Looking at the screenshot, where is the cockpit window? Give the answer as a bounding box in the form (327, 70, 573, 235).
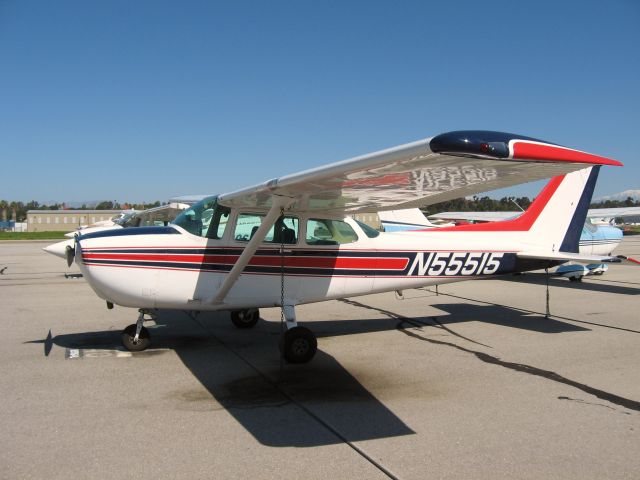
(584, 218, 598, 234)
(172, 196, 230, 238)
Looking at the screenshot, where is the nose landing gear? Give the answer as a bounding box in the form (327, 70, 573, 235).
(121, 309, 155, 352)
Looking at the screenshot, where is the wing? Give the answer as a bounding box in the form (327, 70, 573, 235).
(218, 130, 622, 214)
(587, 207, 640, 219)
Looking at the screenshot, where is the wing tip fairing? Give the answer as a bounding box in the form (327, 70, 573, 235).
(430, 130, 623, 167)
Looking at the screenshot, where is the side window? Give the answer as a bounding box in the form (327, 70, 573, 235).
(234, 215, 298, 244)
(235, 214, 263, 241)
(306, 219, 358, 245)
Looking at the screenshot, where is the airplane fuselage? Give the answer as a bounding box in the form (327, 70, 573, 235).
(75, 218, 551, 312)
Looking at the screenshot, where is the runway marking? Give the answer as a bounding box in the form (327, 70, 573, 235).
(65, 348, 166, 359)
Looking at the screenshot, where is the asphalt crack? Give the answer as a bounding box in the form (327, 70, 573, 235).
(340, 298, 640, 413)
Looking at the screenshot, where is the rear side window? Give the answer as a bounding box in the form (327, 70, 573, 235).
(306, 219, 358, 245)
(355, 220, 380, 238)
(234, 214, 298, 244)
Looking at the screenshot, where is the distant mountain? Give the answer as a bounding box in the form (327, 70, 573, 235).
(594, 190, 640, 202)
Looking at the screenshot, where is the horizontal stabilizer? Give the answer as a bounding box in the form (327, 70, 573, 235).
(517, 251, 623, 264)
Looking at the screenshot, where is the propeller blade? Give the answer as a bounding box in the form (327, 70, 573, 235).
(65, 245, 75, 267)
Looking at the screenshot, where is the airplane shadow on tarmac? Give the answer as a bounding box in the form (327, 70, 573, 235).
(26, 300, 592, 446)
(504, 272, 640, 295)
(28, 310, 418, 447)
(425, 303, 589, 333)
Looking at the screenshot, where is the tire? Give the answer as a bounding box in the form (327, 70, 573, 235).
(230, 309, 260, 329)
(122, 324, 150, 352)
(280, 326, 317, 364)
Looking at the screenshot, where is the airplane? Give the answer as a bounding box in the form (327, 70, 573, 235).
(44, 202, 190, 260)
(63, 130, 638, 364)
(586, 206, 640, 225)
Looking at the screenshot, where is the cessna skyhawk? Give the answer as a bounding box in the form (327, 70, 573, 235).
(67, 130, 634, 364)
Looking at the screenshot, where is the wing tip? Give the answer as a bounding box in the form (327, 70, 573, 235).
(511, 141, 623, 167)
(429, 131, 623, 167)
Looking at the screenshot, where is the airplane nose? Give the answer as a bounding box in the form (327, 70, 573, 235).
(43, 239, 75, 259)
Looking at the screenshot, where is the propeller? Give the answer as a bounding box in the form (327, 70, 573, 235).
(65, 234, 77, 267)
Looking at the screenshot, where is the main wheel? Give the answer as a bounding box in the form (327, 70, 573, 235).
(280, 326, 317, 364)
(230, 309, 260, 329)
(121, 324, 150, 352)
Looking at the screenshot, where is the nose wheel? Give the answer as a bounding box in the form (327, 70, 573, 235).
(122, 324, 150, 351)
(121, 309, 154, 352)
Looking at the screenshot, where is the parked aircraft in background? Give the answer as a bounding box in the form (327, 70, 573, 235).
(382, 206, 639, 280)
(377, 209, 454, 231)
(64, 210, 136, 238)
(383, 209, 625, 256)
(61, 130, 638, 363)
(586, 206, 640, 225)
(44, 202, 190, 260)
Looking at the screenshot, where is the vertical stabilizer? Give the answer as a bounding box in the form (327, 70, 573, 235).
(528, 166, 600, 253)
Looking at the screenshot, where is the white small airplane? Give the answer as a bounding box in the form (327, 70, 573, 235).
(44, 203, 190, 260)
(64, 130, 638, 363)
(64, 209, 139, 238)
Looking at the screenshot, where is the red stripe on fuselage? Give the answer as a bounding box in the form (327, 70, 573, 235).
(81, 253, 409, 270)
(418, 174, 565, 232)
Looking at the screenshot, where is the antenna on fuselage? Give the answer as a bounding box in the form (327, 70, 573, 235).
(511, 198, 525, 212)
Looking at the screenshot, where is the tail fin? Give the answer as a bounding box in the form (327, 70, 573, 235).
(528, 166, 600, 253)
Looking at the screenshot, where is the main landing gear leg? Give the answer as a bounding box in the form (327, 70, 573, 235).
(279, 305, 317, 364)
(121, 309, 153, 352)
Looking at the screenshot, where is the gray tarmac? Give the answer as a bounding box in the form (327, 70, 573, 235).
(1, 238, 639, 480)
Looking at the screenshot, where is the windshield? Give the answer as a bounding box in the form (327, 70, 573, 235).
(172, 196, 230, 238)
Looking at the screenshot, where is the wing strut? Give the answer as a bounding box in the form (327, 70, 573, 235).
(210, 195, 295, 305)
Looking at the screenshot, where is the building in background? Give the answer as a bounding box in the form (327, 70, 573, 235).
(351, 213, 381, 230)
(26, 210, 121, 232)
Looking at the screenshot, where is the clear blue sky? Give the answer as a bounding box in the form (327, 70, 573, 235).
(1, 0, 638, 204)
